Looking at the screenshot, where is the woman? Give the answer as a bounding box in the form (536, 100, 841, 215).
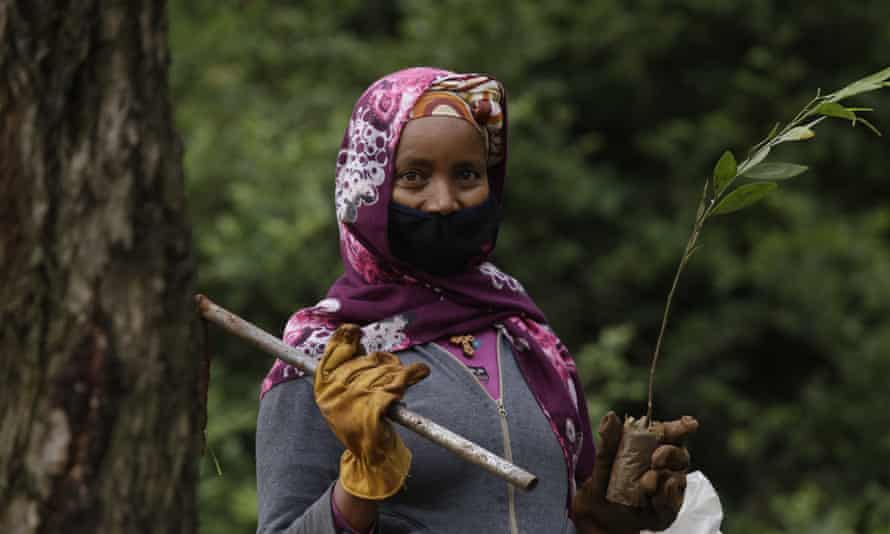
(256, 67, 695, 534)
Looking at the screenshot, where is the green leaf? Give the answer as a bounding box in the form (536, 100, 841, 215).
(742, 162, 809, 181)
(827, 66, 890, 102)
(766, 122, 782, 140)
(814, 102, 856, 121)
(737, 146, 771, 175)
(713, 150, 737, 194)
(854, 116, 883, 136)
(712, 182, 778, 216)
(853, 66, 890, 85)
(776, 125, 816, 143)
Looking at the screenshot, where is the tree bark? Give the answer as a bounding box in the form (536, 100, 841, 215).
(0, 1, 202, 533)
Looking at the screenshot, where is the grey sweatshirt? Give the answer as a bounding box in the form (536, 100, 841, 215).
(256, 333, 579, 534)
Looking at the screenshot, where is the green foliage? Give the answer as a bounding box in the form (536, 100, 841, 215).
(169, 1, 890, 532)
(712, 182, 778, 215)
(827, 66, 890, 102)
(815, 101, 858, 121)
(714, 150, 738, 195)
(741, 162, 808, 180)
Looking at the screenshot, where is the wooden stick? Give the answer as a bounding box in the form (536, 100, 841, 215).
(195, 294, 539, 491)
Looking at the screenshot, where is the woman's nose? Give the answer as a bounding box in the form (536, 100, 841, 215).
(424, 178, 460, 214)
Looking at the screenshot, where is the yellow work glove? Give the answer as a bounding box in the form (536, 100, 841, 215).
(314, 324, 430, 500)
(572, 411, 699, 534)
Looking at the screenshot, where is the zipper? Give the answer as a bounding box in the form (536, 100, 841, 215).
(429, 334, 519, 534)
(495, 330, 520, 534)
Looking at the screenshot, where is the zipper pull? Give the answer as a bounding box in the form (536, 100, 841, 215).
(496, 400, 507, 417)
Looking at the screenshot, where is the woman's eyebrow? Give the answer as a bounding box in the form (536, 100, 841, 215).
(452, 159, 485, 169)
(395, 156, 433, 168)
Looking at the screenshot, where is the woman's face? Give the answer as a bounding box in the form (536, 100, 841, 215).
(392, 116, 489, 213)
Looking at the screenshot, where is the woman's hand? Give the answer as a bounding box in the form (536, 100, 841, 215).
(572, 411, 699, 534)
(314, 324, 430, 501)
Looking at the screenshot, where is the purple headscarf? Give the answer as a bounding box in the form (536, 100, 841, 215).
(261, 67, 595, 501)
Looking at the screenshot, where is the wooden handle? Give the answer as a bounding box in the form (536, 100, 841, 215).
(195, 294, 538, 491)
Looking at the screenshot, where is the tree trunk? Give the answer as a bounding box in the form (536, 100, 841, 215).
(0, 1, 203, 533)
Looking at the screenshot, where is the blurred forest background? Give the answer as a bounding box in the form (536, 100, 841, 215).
(168, 1, 890, 532)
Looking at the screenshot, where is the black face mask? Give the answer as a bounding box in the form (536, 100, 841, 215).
(388, 197, 501, 276)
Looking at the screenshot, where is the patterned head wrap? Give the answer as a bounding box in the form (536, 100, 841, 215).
(408, 76, 505, 166)
(261, 68, 595, 507)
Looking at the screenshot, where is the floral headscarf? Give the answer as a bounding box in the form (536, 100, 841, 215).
(261, 67, 595, 504)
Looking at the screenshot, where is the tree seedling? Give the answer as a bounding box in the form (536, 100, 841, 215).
(606, 67, 890, 507)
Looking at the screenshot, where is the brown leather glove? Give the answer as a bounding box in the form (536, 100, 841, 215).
(572, 411, 699, 534)
(314, 324, 430, 500)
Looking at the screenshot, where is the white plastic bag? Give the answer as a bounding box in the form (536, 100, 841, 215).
(642, 471, 723, 534)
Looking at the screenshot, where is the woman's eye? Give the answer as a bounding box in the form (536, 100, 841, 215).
(396, 171, 424, 187)
(457, 169, 481, 181)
